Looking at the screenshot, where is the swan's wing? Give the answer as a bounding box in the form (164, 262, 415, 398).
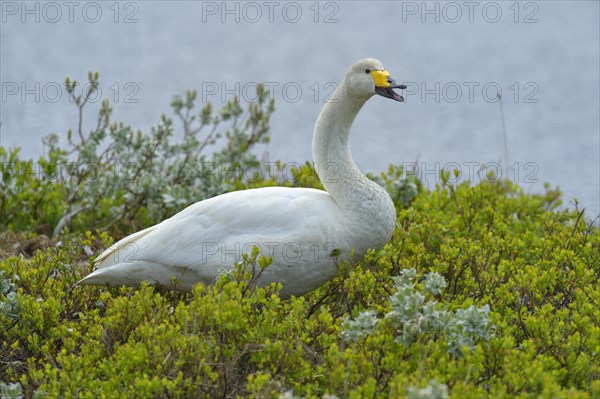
(78, 187, 348, 292)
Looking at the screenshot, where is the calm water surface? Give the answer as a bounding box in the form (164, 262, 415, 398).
(2, 1, 599, 218)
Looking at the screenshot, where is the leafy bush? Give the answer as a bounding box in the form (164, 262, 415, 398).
(1, 73, 274, 237)
(342, 268, 493, 358)
(0, 74, 598, 398)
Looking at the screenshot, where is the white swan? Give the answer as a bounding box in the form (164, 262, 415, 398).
(78, 58, 406, 298)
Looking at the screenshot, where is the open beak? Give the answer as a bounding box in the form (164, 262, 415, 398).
(370, 69, 406, 102)
(375, 78, 406, 102)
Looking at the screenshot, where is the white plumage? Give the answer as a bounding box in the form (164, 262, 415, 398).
(78, 58, 406, 298)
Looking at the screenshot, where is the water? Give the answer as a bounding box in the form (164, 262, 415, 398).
(2, 1, 598, 218)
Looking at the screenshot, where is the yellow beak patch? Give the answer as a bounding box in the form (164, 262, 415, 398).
(370, 69, 391, 87)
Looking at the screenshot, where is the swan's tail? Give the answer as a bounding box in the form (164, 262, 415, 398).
(77, 260, 185, 288)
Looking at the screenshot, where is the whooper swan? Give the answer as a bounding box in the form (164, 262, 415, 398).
(78, 58, 406, 298)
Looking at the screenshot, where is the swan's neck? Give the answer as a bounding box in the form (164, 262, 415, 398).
(313, 81, 367, 199)
(312, 81, 396, 247)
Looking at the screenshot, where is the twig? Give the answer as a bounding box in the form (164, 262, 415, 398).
(497, 93, 509, 180)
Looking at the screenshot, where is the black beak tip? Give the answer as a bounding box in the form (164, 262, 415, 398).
(375, 85, 406, 102)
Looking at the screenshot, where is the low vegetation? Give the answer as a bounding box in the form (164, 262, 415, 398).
(0, 74, 598, 398)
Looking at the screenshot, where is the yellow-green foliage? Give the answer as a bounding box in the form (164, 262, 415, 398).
(0, 73, 598, 397)
(1, 177, 598, 398)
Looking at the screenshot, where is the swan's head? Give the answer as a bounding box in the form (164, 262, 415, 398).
(345, 58, 406, 102)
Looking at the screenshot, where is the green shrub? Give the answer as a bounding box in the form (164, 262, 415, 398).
(0, 74, 598, 398)
(1, 178, 597, 398)
(1, 73, 274, 237)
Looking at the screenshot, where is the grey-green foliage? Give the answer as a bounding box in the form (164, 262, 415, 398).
(406, 379, 449, 399)
(46, 72, 274, 236)
(278, 392, 339, 399)
(278, 390, 303, 399)
(0, 270, 14, 295)
(0, 271, 20, 321)
(343, 269, 493, 357)
(423, 271, 447, 295)
(0, 381, 23, 399)
(340, 310, 379, 343)
(368, 165, 419, 207)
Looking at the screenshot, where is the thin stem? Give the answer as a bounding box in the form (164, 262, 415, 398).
(497, 93, 509, 180)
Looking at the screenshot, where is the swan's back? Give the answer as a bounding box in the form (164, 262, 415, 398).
(80, 187, 352, 297)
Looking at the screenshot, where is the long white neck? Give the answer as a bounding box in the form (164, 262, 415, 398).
(312, 81, 396, 248)
(312, 81, 368, 202)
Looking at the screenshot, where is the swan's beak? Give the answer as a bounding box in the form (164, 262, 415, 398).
(371, 70, 406, 102)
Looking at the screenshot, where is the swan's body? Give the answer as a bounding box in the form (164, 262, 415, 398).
(79, 58, 406, 298)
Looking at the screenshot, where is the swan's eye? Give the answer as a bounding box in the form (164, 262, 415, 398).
(365, 69, 371, 74)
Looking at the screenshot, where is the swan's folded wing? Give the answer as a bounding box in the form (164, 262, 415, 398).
(92, 224, 158, 267)
(78, 186, 346, 289)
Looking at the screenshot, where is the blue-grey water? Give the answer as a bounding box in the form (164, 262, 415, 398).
(2, 1, 599, 218)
